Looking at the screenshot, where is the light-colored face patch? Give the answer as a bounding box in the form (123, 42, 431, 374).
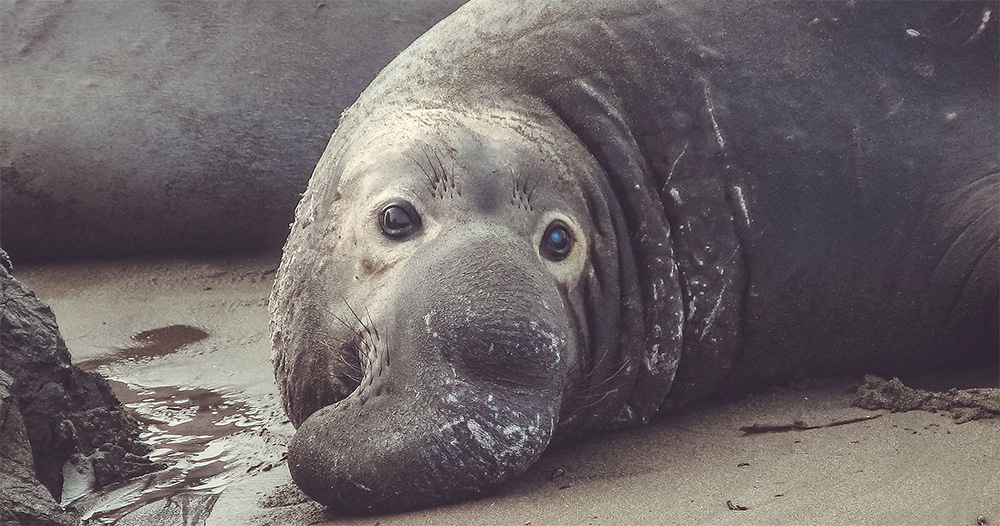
(330, 107, 594, 293)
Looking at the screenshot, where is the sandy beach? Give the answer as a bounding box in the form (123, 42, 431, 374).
(15, 255, 998, 526)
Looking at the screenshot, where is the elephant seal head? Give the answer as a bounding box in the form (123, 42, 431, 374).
(269, 105, 681, 513)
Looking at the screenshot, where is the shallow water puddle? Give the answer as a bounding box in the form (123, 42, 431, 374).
(71, 326, 274, 525)
(77, 325, 210, 371)
(111, 380, 259, 464)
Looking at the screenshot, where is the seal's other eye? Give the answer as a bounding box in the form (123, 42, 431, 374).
(540, 220, 573, 261)
(378, 200, 421, 239)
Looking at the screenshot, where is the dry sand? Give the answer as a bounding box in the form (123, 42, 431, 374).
(16, 256, 999, 526)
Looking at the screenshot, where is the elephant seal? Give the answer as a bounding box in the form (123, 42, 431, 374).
(0, 0, 464, 261)
(269, 0, 999, 514)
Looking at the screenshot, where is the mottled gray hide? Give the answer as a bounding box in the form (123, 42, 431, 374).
(0, 0, 465, 260)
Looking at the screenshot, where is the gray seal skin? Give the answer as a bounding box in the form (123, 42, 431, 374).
(269, 0, 999, 515)
(0, 0, 465, 261)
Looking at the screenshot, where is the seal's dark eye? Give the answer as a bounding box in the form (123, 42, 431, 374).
(540, 220, 573, 261)
(378, 201, 421, 239)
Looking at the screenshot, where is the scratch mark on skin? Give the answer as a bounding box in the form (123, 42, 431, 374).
(699, 280, 727, 343)
(674, 303, 684, 342)
(966, 8, 992, 44)
(353, 481, 372, 493)
(698, 245, 741, 342)
(702, 81, 726, 151)
(663, 141, 689, 191)
(733, 186, 751, 228)
(574, 77, 628, 127)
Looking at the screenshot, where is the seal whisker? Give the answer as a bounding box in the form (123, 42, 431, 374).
(316, 326, 365, 365)
(523, 162, 543, 202)
(510, 165, 543, 211)
(365, 306, 380, 342)
(582, 360, 631, 392)
(406, 152, 439, 196)
(407, 142, 457, 199)
(509, 167, 520, 201)
(326, 297, 386, 383)
(574, 390, 615, 411)
(337, 355, 363, 383)
(435, 148, 457, 192)
(422, 148, 444, 195)
(343, 298, 377, 344)
(329, 311, 367, 345)
(562, 354, 631, 419)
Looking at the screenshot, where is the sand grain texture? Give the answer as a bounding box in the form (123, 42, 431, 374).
(18, 257, 999, 526)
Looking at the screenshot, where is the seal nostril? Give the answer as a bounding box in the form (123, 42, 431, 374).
(439, 317, 565, 389)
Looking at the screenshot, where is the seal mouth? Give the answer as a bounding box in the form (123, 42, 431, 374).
(300, 301, 387, 413)
(335, 316, 385, 402)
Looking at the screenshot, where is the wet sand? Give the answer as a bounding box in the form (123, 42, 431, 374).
(17, 256, 999, 525)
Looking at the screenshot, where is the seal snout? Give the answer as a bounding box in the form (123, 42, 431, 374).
(286, 247, 573, 513)
(281, 186, 586, 513)
(286, 313, 565, 514)
(437, 315, 566, 389)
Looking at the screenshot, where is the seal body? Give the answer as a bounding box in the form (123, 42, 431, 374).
(0, 0, 464, 260)
(270, 0, 999, 514)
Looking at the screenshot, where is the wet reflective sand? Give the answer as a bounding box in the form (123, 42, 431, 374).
(19, 256, 290, 525)
(17, 256, 1000, 526)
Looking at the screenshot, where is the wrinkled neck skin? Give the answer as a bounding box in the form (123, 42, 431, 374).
(269, 104, 667, 513)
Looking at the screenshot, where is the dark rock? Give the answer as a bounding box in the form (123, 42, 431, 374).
(1, 370, 78, 526)
(91, 444, 159, 488)
(0, 249, 164, 524)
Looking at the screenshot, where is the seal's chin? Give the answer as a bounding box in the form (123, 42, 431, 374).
(286, 374, 559, 514)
